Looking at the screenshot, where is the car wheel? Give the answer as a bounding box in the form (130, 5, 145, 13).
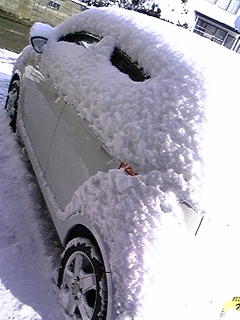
(58, 237, 108, 320)
(5, 79, 20, 132)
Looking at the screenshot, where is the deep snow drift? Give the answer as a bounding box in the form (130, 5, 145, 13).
(0, 48, 65, 320)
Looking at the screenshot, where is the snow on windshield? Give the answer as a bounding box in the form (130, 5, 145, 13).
(27, 8, 240, 320)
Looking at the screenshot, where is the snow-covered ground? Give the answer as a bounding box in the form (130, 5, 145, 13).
(0, 48, 65, 320)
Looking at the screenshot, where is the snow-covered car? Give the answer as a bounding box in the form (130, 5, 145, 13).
(5, 7, 240, 320)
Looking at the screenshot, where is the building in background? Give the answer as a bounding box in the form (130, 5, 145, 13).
(0, 0, 87, 26)
(0, 0, 239, 53)
(193, 0, 240, 53)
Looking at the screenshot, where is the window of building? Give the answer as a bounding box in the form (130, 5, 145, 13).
(235, 39, 240, 52)
(194, 19, 227, 45)
(223, 34, 236, 48)
(194, 18, 238, 50)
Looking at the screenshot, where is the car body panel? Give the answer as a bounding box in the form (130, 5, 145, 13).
(46, 103, 119, 210)
(16, 113, 115, 320)
(21, 64, 65, 172)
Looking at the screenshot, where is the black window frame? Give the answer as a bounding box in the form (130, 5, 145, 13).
(110, 48, 150, 82)
(59, 31, 100, 48)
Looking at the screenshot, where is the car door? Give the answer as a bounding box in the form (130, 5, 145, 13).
(21, 59, 66, 172)
(46, 103, 119, 210)
(44, 32, 119, 210)
(44, 32, 149, 211)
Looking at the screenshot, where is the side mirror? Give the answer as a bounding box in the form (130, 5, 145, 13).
(30, 36, 48, 54)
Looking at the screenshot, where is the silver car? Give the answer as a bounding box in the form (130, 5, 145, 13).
(5, 6, 238, 320)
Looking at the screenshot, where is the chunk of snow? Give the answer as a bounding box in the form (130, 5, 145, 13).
(30, 22, 54, 39)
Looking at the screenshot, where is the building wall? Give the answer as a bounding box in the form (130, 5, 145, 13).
(0, 0, 87, 26)
(207, 0, 240, 15)
(193, 0, 240, 52)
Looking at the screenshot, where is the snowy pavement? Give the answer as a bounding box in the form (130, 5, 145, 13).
(0, 49, 65, 320)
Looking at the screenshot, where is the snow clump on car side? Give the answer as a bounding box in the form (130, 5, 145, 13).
(64, 169, 223, 320)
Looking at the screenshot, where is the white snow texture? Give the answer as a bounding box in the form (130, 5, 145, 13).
(11, 7, 240, 320)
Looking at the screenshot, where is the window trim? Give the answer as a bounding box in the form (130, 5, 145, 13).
(58, 31, 100, 47)
(110, 48, 150, 82)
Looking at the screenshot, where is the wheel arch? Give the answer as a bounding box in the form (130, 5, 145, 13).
(62, 223, 114, 319)
(64, 223, 100, 249)
(8, 73, 21, 92)
(63, 223, 111, 273)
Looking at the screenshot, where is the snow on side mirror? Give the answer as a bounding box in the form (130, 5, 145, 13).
(30, 22, 54, 53)
(30, 36, 48, 54)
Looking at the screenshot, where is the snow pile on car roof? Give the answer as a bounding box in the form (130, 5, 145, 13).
(28, 7, 239, 319)
(39, 8, 208, 206)
(40, 8, 239, 207)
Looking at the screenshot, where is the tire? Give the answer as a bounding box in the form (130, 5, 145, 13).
(58, 237, 108, 320)
(5, 79, 20, 132)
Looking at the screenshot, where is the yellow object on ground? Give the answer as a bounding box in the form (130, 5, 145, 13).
(222, 297, 240, 315)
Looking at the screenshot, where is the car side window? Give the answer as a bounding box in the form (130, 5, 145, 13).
(59, 32, 149, 82)
(59, 32, 100, 48)
(110, 49, 150, 82)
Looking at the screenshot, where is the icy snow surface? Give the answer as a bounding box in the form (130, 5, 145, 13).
(26, 8, 240, 320)
(0, 49, 65, 320)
